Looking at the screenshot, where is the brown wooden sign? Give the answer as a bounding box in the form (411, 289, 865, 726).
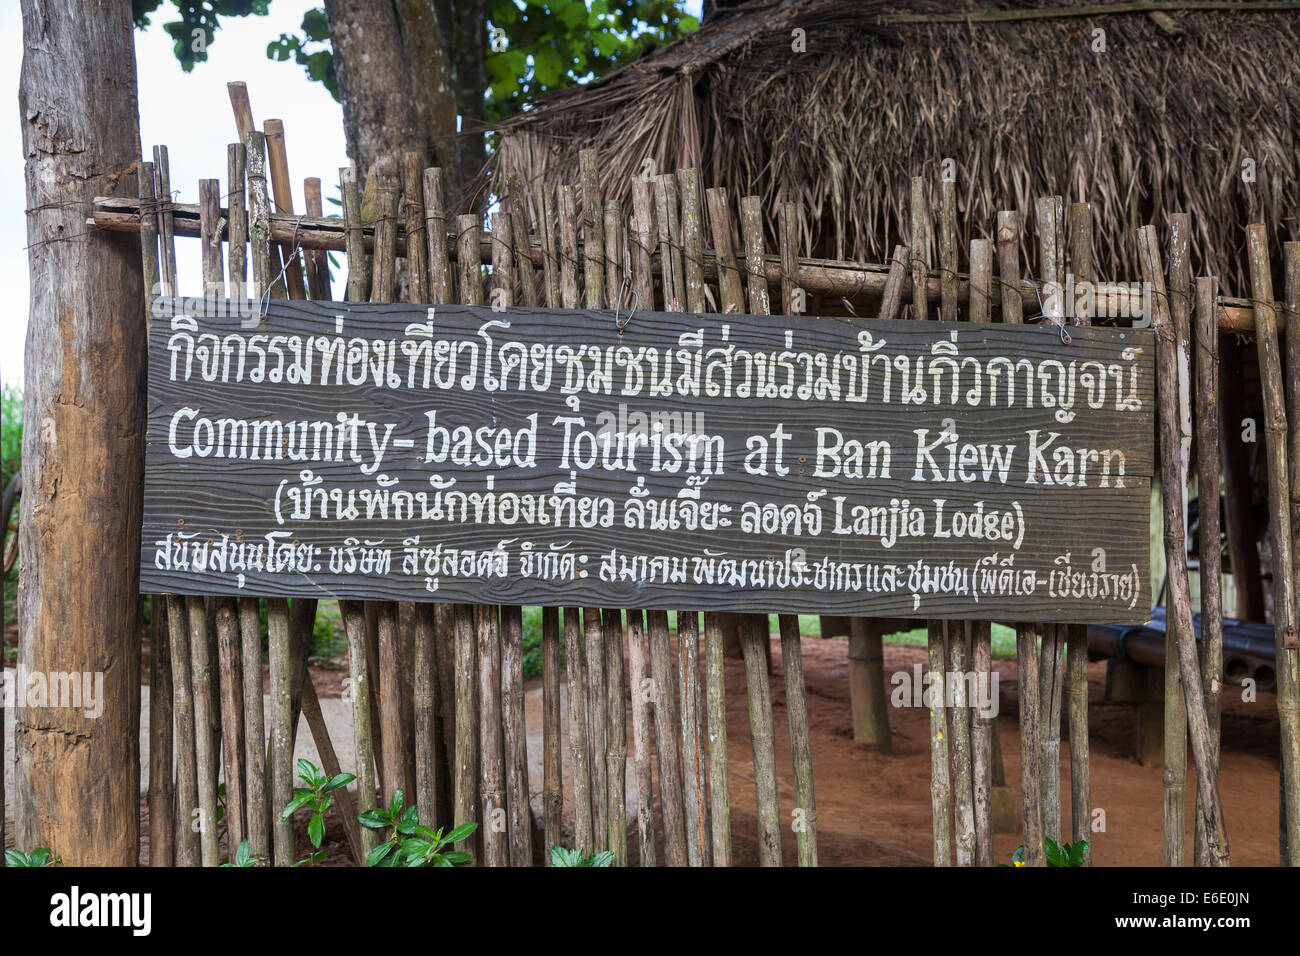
(141, 298, 1155, 623)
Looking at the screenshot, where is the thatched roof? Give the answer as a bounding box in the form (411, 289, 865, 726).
(481, 0, 1300, 296)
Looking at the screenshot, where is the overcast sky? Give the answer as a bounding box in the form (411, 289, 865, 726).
(3, 2, 703, 389)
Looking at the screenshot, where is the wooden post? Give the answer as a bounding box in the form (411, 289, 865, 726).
(303, 177, 332, 300)
(477, 605, 507, 867)
(1244, 225, 1300, 864)
(14, 0, 144, 865)
(187, 596, 219, 867)
(939, 178, 958, 321)
(678, 611, 710, 866)
(678, 169, 707, 313)
(647, 610, 688, 865)
(507, 174, 538, 307)
(604, 608, 629, 865)
(424, 168, 452, 305)
(215, 597, 246, 857)
(848, 617, 891, 751)
(1139, 224, 1230, 865)
(703, 612, 732, 866)
(584, 607, 609, 851)
(705, 187, 744, 312)
(997, 208, 1043, 865)
(779, 616, 818, 866)
(741, 614, 782, 866)
(627, 610, 657, 866)
(564, 606, 595, 852)
(559, 186, 580, 308)
(580, 149, 605, 311)
(1284, 244, 1300, 862)
(1193, 275, 1224, 867)
(452, 603, 479, 861)
(1065, 202, 1093, 864)
(342, 601, 378, 859)
(501, 605, 531, 865)
(916, 176, 950, 866)
(542, 605, 563, 860)
(262, 119, 307, 300)
(414, 602, 439, 829)
(400, 152, 428, 302)
(267, 597, 294, 865)
(168, 596, 199, 866)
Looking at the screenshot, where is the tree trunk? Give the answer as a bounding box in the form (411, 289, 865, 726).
(323, 0, 474, 205)
(16, 0, 145, 865)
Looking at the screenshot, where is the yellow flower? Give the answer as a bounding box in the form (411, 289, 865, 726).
(1013, 860, 1025, 867)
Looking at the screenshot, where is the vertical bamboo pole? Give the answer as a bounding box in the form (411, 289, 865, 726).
(267, 597, 294, 865)
(678, 610, 709, 866)
(239, 601, 269, 863)
(539, 183, 561, 309)
(542, 605, 563, 860)
(400, 152, 428, 302)
(703, 612, 731, 866)
(627, 610, 657, 866)
(704, 187, 744, 312)
(1193, 275, 1223, 867)
(998, 208, 1043, 865)
(153, 145, 178, 299)
(678, 169, 707, 313)
(424, 168, 452, 305)
(778, 200, 798, 315)
(139, 163, 174, 866)
(1283, 244, 1300, 862)
(227, 144, 247, 296)
(939, 178, 958, 321)
(1066, 201, 1093, 864)
(1244, 225, 1300, 864)
(559, 186, 580, 308)
(740, 614, 782, 866)
(1161, 212, 1193, 867)
(298, 676, 362, 864)
(916, 176, 950, 866)
(848, 618, 891, 750)
(604, 608, 628, 865)
(340, 166, 370, 302)
(647, 610, 687, 865)
(414, 602, 438, 829)
(167, 595, 199, 867)
(302, 177, 331, 300)
(507, 174, 538, 307)
(604, 199, 625, 312)
(452, 602, 479, 860)
(1139, 225, 1230, 865)
(1034, 197, 1065, 850)
(880, 244, 909, 320)
(215, 597, 246, 856)
(584, 606, 609, 851)
(262, 118, 306, 300)
(969, 237, 995, 865)
(580, 149, 605, 311)
(491, 210, 514, 308)
(909, 176, 929, 320)
(501, 605, 531, 865)
(341, 602, 378, 859)
(564, 606, 594, 852)
(779, 616, 818, 866)
(477, 604, 507, 867)
(631, 179, 657, 309)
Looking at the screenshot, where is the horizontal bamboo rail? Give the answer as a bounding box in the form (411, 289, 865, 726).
(89, 195, 1258, 331)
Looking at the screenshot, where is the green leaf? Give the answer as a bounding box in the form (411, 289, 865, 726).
(297, 758, 320, 785)
(323, 773, 355, 793)
(442, 850, 471, 865)
(235, 839, 254, 867)
(388, 789, 404, 818)
(1011, 845, 1025, 864)
(1044, 838, 1066, 867)
(366, 841, 397, 867)
(307, 812, 325, 849)
(444, 821, 479, 844)
(397, 805, 421, 835)
(358, 808, 390, 829)
(280, 791, 314, 820)
(590, 850, 614, 867)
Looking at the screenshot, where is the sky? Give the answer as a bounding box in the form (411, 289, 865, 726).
(2, 1, 351, 387)
(2, 1, 703, 389)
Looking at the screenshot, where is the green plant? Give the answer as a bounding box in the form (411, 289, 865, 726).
(221, 838, 260, 868)
(550, 846, 614, 867)
(281, 758, 355, 866)
(5, 847, 60, 867)
(358, 789, 476, 867)
(1001, 838, 1090, 867)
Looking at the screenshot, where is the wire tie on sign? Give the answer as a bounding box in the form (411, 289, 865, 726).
(613, 275, 639, 333)
(1024, 277, 1071, 346)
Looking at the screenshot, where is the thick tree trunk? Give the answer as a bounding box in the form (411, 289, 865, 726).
(17, 0, 144, 865)
(323, 0, 470, 203)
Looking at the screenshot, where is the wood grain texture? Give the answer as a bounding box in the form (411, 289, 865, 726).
(143, 301, 1153, 623)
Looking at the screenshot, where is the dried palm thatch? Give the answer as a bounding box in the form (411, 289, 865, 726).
(476, 0, 1300, 296)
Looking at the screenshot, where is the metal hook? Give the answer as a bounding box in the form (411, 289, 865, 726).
(614, 275, 639, 332)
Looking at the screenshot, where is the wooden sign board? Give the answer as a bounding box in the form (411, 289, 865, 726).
(142, 299, 1155, 623)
